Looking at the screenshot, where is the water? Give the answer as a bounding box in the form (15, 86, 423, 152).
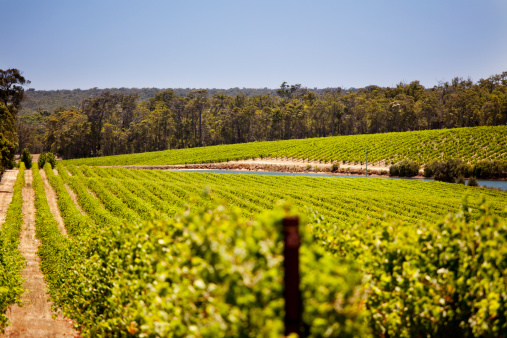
(173, 169, 507, 191)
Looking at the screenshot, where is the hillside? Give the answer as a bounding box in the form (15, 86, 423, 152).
(19, 74, 507, 160)
(62, 125, 507, 167)
(20, 87, 288, 115)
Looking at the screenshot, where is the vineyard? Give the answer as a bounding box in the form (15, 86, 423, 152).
(4, 2, 507, 336)
(62, 126, 507, 167)
(0, 163, 505, 336)
(0, 165, 25, 328)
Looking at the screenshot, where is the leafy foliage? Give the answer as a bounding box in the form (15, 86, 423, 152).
(0, 164, 25, 330)
(20, 148, 32, 169)
(21, 87, 279, 116)
(424, 159, 507, 182)
(0, 103, 17, 150)
(317, 199, 507, 336)
(74, 166, 507, 228)
(63, 126, 507, 174)
(0, 68, 29, 154)
(472, 160, 507, 179)
(425, 159, 470, 182)
(39, 166, 371, 336)
(0, 133, 16, 171)
(467, 177, 479, 187)
(34, 165, 507, 336)
(37, 152, 57, 169)
(0, 69, 30, 118)
(455, 175, 466, 185)
(24, 72, 507, 160)
(389, 160, 420, 177)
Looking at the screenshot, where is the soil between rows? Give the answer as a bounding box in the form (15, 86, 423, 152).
(103, 158, 396, 178)
(2, 170, 79, 337)
(0, 171, 18, 228)
(39, 169, 67, 236)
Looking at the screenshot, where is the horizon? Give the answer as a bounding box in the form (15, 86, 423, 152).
(24, 71, 503, 92)
(3, 0, 507, 90)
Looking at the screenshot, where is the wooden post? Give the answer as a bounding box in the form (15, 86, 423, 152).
(283, 216, 301, 336)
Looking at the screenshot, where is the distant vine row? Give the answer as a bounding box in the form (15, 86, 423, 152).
(63, 126, 507, 167)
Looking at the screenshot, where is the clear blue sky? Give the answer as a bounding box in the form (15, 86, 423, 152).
(2, 0, 506, 90)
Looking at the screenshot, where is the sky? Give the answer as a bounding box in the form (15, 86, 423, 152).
(2, 0, 507, 90)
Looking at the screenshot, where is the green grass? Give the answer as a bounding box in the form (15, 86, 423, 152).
(62, 126, 507, 166)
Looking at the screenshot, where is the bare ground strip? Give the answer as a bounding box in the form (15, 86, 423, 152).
(39, 169, 67, 236)
(0, 170, 18, 228)
(2, 170, 79, 337)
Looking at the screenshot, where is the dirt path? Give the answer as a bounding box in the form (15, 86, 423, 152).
(64, 185, 86, 216)
(56, 168, 86, 216)
(103, 159, 393, 178)
(105, 157, 390, 172)
(229, 158, 389, 171)
(2, 170, 79, 337)
(39, 169, 67, 236)
(0, 170, 17, 228)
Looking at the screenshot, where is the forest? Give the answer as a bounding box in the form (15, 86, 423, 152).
(8, 70, 507, 160)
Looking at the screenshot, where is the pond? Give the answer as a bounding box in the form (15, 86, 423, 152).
(173, 169, 507, 191)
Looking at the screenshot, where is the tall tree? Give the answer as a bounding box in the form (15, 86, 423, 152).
(0, 68, 30, 167)
(187, 89, 208, 146)
(81, 91, 131, 156)
(0, 102, 17, 145)
(37, 71, 507, 160)
(0, 68, 30, 118)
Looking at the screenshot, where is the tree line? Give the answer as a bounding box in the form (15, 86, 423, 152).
(7, 69, 507, 161)
(20, 87, 287, 116)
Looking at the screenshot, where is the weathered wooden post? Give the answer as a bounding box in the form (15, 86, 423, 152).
(283, 216, 301, 336)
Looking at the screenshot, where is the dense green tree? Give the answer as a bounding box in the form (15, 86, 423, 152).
(20, 148, 32, 169)
(81, 92, 122, 156)
(0, 102, 17, 145)
(0, 133, 16, 170)
(17, 113, 46, 153)
(80, 92, 139, 156)
(0, 69, 30, 118)
(29, 72, 507, 160)
(45, 109, 91, 159)
(1, 68, 30, 167)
